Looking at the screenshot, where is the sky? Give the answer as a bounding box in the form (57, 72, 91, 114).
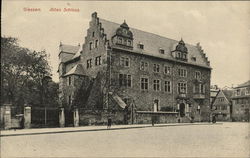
(2, 1, 250, 88)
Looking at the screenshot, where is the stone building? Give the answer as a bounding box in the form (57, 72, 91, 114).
(58, 12, 212, 125)
(231, 81, 250, 122)
(212, 89, 233, 121)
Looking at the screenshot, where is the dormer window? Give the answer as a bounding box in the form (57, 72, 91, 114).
(138, 43, 144, 49)
(174, 39, 188, 61)
(118, 37, 122, 44)
(159, 48, 165, 54)
(124, 39, 127, 45)
(128, 40, 132, 46)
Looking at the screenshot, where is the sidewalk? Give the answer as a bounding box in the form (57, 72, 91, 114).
(0, 122, 222, 137)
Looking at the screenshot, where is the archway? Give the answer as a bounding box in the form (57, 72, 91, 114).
(180, 103, 185, 117)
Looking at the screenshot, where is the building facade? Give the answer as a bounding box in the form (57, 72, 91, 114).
(231, 81, 250, 122)
(212, 89, 233, 121)
(58, 12, 212, 125)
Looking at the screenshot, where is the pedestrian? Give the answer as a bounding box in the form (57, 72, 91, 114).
(152, 116, 154, 126)
(107, 116, 112, 129)
(212, 114, 216, 123)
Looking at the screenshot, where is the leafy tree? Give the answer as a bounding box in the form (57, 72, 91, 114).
(1, 36, 58, 109)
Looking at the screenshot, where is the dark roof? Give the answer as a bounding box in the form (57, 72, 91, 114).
(222, 90, 233, 101)
(99, 18, 211, 68)
(64, 64, 86, 77)
(236, 80, 250, 88)
(60, 44, 80, 54)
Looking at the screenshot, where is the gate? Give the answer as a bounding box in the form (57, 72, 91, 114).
(31, 106, 59, 128)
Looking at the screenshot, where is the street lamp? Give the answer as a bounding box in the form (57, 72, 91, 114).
(41, 75, 52, 126)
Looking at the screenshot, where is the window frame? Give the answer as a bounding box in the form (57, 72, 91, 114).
(153, 79, 161, 91)
(178, 68, 187, 77)
(153, 64, 160, 73)
(119, 73, 132, 88)
(177, 81, 187, 94)
(164, 80, 171, 93)
(164, 65, 171, 75)
(140, 77, 149, 90)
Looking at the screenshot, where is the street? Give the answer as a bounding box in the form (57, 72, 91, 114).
(1, 122, 249, 157)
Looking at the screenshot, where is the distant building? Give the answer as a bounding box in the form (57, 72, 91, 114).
(231, 81, 250, 122)
(212, 89, 233, 121)
(210, 85, 219, 108)
(58, 12, 212, 125)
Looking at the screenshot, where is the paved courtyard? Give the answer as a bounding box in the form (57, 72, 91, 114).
(1, 122, 249, 157)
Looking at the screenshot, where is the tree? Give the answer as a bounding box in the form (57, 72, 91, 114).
(1, 36, 56, 108)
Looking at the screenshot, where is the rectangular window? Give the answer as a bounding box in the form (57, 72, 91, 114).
(128, 40, 132, 46)
(159, 49, 165, 54)
(89, 42, 93, 50)
(178, 82, 187, 94)
(235, 89, 241, 96)
(141, 77, 148, 90)
(164, 81, 171, 93)
(153, 79, 160, 91)
(92, 32, 95, 37)
(140, 61, 148, 71)
(95, 40, 99, 48)
(68, 76, 72, 86)
(178, 68, 187, 77)
(164, 66, 171, 75)
(138, 44, 144, 49)
(120, 57, 130, 67)
(245, 87, 250, 95)
(68, 95, 71, 105)
(87, 59, 92, 68)
(153, 64, 160, 73)
(195, 71, 201, 80)
(95, 56, 101, 65)
(118, 37, 122, 44)
(119, 74, 132, 87)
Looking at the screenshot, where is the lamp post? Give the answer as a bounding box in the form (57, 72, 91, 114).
(41, 75, 52, 126)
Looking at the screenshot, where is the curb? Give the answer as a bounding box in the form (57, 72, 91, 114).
(0, 123, 222, 137)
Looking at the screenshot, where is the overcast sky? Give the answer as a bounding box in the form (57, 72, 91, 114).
(2, 1, 250, 87)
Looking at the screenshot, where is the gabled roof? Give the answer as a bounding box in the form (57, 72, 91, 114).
(64, 64, 85, 77)
(99, 18, 210, 68)
(236, 80, 250, 88)
(60, 44, 80, 54)
(222, 90, 233, 101)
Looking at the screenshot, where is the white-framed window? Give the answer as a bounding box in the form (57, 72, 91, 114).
(95, 56, 101, 65)
(153, 79, 160, 91)
(164, 81, 171, 93)
(195, 71, 201, 80)
(153, 64, 160, 73)
(178, 68, 187, 77)
(123, 39, 127, 45)
(120, 57, 130, 67)
(177, 82, 187, 94)
(119, 74, 132, 87)
(87, 59, 92, 68)
(164, 66, 171, 75)
(140, 61, 148, 71)
(235, 89, 241, 96)
(141, 77, 149, 90)
(245, 87, 250, 95)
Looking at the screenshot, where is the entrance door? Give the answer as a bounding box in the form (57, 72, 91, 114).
(180, 103, 185, 117)
(153, 99, 159, 112)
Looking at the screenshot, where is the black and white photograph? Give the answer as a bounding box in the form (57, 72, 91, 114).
(1, 1, 250, 157)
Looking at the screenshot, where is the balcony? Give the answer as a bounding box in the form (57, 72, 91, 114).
(177, 93, 187, 99)
(193, 93, 205, 99)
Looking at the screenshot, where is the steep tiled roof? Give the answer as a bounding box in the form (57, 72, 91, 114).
(60, 44, 80, 54)
(99, 18, 210, 68)
(236, 80, 250, 88)
(222, 90, 233, 101)
(64, 64, 85, 77)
